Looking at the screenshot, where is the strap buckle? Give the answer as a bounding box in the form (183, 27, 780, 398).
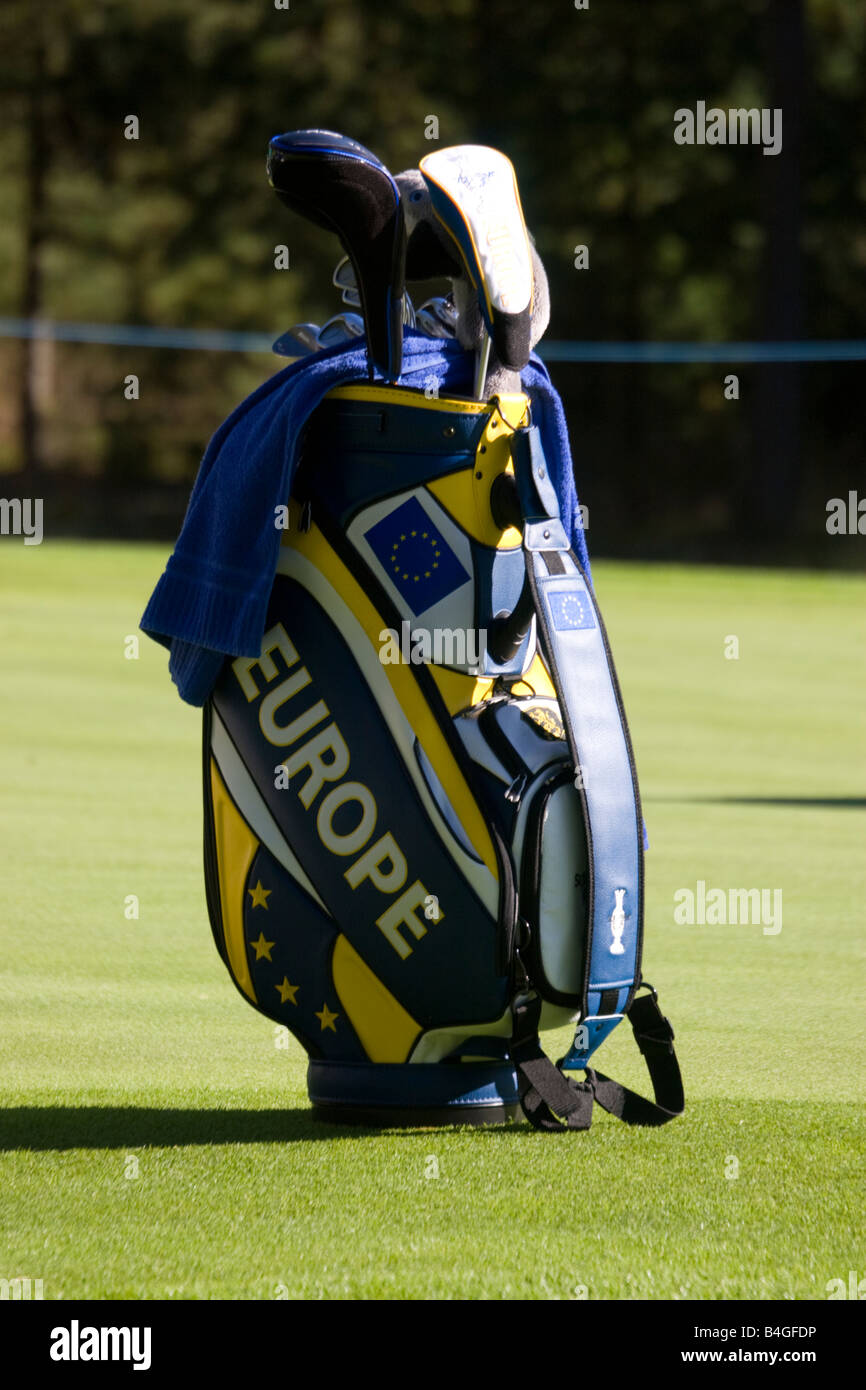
(629, 984, 675, 1057)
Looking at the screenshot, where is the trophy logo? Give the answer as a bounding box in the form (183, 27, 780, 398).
(610, 889, 626, 955)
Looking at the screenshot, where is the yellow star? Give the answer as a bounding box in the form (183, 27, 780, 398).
(276, 977, 299, 1005)
(248, 880, 271, 909)
(250, 932, 275, 961)
(400, 533, 406, 541)
(315, 1003, 339, 1032)
(425, 571, 431, 578)
(422, 531, 428, 539)
(411, 529, 417, 536)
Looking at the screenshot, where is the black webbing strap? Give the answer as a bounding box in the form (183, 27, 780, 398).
(512, 997, 594, 1131)
(512, 991, 684, 1132)
(590, 990, 684, 1126)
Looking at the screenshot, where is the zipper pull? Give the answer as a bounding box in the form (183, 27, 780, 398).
(512, 943, 531, 996)
(505, 770, 528, 804)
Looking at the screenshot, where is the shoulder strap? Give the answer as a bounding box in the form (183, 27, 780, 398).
(504, 420, 684, 1130)
(510, 423, 644, 1032)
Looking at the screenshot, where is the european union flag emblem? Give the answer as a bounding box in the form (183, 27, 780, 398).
(548, 588, 596, 631)
(364, 497, 471, 616)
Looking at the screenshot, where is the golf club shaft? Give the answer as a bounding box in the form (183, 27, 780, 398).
(475, 332, 492, 401)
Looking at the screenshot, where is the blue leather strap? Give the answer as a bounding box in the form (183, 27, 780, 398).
(558, 1014, 623, 1071)
(511, 426, 644, 1053)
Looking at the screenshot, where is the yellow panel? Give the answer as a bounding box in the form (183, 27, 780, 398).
(431, 652, 557, 709)
(491, 394, 533, 431)
(325, 384, 486, 417)
(280, 522, 499, 880)
(331, 935, 421, 1063)
(430, 665, 494, 717)
(512, 652, 557, 701)
(209, 758, 259, 1002)
(427, 468, 520, 549)
(428, 393, 529, 548)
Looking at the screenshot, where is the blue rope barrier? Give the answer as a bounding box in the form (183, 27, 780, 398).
(539, 340, 866, 363)
(2, 317, 865, 362)
(0, 317, 275, 353)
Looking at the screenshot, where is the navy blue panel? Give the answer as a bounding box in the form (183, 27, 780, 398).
(242, 843, 366, 1062)
(297, 398, 488, 530)
(443, 1036, 512, 1062)
(476, 767, 519, 847)
(364, 495, 470, 616)
(308, 1059, 520, 1109)
(213, 574, 508, 1029)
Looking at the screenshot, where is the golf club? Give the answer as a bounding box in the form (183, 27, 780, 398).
(267, 129, 406, 381)
(272, 322, 322, 357)
(317, 312, 365, 347)
(334, 255, 416, 325)
(333, 256, 361, 308)
(416, 296, 458, 338)
(419, 145, 535, 399)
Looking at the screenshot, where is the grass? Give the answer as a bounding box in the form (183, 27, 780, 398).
(0, 541, 864, 1300)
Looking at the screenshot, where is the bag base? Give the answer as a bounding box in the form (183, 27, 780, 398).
(307, 1059, 521, 1126)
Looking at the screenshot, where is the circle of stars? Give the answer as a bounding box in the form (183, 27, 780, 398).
(391, 528, 441, 585)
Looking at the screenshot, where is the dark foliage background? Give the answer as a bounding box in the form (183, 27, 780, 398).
(1, 0, 863, 565)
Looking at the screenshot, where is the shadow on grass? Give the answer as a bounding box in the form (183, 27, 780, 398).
(8, 1102, 861, 1153)
(0, 1107, 388, 1150)
(645, 795, 866, 809)
(0, 1106, 532, 1150)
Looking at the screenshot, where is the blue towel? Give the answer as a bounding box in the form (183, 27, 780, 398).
(141, 332, 590, 705)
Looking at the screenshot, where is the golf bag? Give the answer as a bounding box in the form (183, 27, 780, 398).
(138, 131, 687, 1130)
(202, 379, 684, 1129)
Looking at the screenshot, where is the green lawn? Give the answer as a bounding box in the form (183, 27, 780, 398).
(0, 541, 864, 1300)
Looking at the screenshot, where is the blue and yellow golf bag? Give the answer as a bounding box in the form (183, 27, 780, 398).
(202, 380, 684, 1129)
(139, 131, 685, 1129)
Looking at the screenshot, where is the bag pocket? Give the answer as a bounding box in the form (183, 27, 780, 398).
(459, 696, 590, 1011)
(517, 764, 589, 1009)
